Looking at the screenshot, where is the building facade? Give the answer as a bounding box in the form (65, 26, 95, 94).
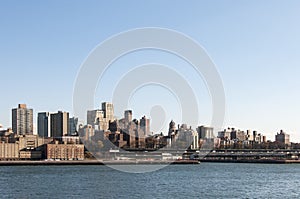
(87, 102, 115, 132)
(50, 111, 69, 138)
(87, 109, 104, 127)
(101, 102, 114, 122)
(78, 124, 95, 142)
(12, 104, 33, 135)
(46, 142, 84, 160)
(197, 126, 214, 139)
(140, 116, 150, 136)
(69, 117, 78, 135)
(124, 110, 132, 125)
(275, 130, 290, 145)
(38, 112, 50, 137)
(0, 143, 19, 160)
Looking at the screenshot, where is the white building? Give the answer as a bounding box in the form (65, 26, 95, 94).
(12, 104, 33, 135)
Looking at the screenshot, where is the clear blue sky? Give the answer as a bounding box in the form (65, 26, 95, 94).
(0, 1, 300, 142)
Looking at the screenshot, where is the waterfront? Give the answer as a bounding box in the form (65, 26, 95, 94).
(1, 163, 299, 198)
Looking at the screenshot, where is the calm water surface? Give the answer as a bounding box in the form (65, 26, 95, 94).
(0, 163, 299, 198)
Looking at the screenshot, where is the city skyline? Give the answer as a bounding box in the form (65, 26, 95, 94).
(1, 1, 300, 142)
(1, 1, 300, 198)
(0, 102, 298, 143)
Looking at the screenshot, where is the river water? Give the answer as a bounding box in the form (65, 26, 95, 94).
(1, 163, 299, 198)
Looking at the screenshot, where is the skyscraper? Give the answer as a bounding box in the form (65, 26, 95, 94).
(86, 102, 115, 132)
(12, 104, 33, 135)
(197, 126, 214, 139)
(87, 110, 104, 126)
(140, 115, 150, 136)
(37, 112, 50, 137)
(124, 110, 132, 124)
(50, 111, 69, 138)
(69, 117, 78, 135)
(101, 102, 114, 122)
(275, 130, 290, 145)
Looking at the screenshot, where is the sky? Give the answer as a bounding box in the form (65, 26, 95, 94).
(0, 0, 300, 142)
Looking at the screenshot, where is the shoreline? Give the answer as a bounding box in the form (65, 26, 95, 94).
(0, 159, 200, 166)
(200, 159, 300, 164)
(1, 159, 300, 166)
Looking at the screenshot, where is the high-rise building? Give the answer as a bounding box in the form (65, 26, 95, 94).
(109, 120, 119, 132)
(50, 111, 69, 138)
(78, 124, 95, 142)
(69, 117, 78, 135)
(140, 116, 150, 136)
(37, 112, 50, 137)
(87, 110, 104, 126)
(86, 102, 114, 132)
(12, 104, 33, 135)
(101, 102, 114, 122)
(275, 130, 290, 145)
(168, 120, 176, 137)
(230, 128, 246, 141)
(197, 126, 214, 139)
(124, 110, 132, 124)
(218, 128, 232, 140)
(246, 130, 253, 141)
(87, 109, 109, 131)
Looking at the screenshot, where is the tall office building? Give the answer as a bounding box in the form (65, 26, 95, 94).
(69, 117, 78, 135)
(12, 104, 33, 135)
(101, 102, 114, 121)
(275, 130, 290, 145)
(124, 110, 132, 124)
(78, 124, 95, 141)
(37, 112, 50, 137)
(86, 102, 114, 132)
(197, 126, 214, 139)
(140, 115, 150, 136)
(87, 110, 104, 126)
(50, 111, 69, 138)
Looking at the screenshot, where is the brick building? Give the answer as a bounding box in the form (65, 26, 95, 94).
(46, 142, 84, 160)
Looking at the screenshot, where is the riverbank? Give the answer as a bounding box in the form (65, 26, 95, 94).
(1, 159, 300, 166)
(201, 159, 300, 164)
(0, 159, 200, 166)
